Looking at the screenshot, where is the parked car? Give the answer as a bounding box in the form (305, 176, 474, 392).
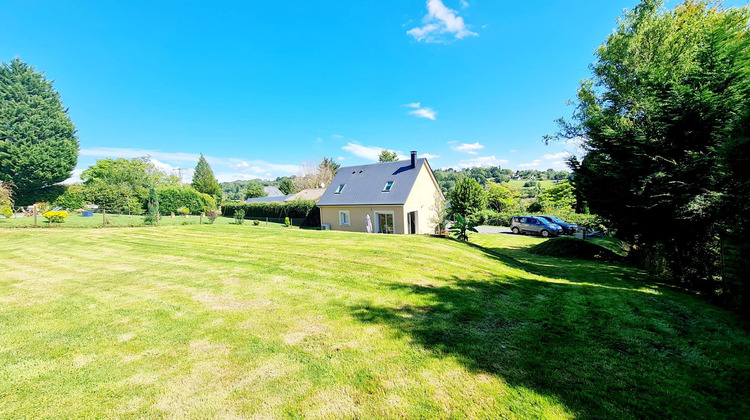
(539, 215, 579, 235)
(510, 216, 564, 237)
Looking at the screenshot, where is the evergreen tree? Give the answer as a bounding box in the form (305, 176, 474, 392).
(0, 58, 79, 204)
(448, 177, 487, 221)
(378, 150, 398, 162)
(191, 154, 221, 199)
(244, 183, 267, 199)
(144, 187, 160, 225)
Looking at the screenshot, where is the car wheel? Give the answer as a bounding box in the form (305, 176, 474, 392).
(540, 229, 550, 238)
(511, 227, 520, 234)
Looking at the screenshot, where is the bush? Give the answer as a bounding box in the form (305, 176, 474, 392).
(284, 217, 291, 227)
(53, 185, 86, 210)
(253, 220, 260, 226)
(221, 200, 316, 219)
(478, 210, 513, 227)
(199, 193, 217, 213)
(157, 186, 212, 215)
(177, 206, 190, 216)
(234, 209, 245, 224)
(0, 205, 13, 219)
(206, 209, 219, 224)
(43, 210, 68, 223)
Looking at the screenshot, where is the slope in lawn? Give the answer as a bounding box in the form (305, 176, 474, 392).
(0, 226, 748, 418)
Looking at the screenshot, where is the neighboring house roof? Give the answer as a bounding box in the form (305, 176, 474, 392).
(245, 194, 293, 204)
(318, 158, 432, 206)
(264, 186, 284, 197)
(286, 188, 325, 203)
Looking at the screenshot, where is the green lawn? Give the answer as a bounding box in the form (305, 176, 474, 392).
(0, 225, 748, 418)
(0, 213, 285, 228)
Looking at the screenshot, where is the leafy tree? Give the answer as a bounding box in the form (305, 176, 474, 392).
(486, 183, 520, 212)
(0, 58, 79, 204)
(449, 177, 487, 221)
(278, 178, 296, 195)
(536, 181, 576, 211)
(0, 181, 13, 206)
(450, 214, 479, 241)
(549, 0, 750, 295)
(294, 158, 336, 190)
(244, 183, 267, 199)
(191, 154, 222, 199)
(378, 149, 398, 162)
(320, 157, 340, 175)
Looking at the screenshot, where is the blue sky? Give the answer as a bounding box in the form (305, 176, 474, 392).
(2, 0, 748, 182)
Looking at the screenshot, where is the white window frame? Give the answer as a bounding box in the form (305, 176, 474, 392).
(382, 181, 394, 192)
(374, 210, 395, 234)
(339, 210, 350, 226)
(335, 184, 345, 194)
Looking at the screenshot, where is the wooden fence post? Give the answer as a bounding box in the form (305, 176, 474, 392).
(34, 204, 38, 227)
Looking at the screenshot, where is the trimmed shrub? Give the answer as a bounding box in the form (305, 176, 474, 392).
(0, 205, 13, 219)
(206, 209, 219, 224)
(177, 206, 190, 216)
(157, 186, 211, 215)
(253, 220, 260, 226)
(43, 210, 68, 223)
(221, 200, 316, 219)
(284, 217, 291, 227)
(234, 209, 245, 224)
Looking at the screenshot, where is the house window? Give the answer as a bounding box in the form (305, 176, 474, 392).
(335, 184, 345, 194)
(382, 181, 394, 192)
(339, 210, 350, 226)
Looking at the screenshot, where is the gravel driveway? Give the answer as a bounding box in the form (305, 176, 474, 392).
(475, 225, 512, 234)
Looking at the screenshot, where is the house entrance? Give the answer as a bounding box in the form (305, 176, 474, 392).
(407, 211, 417, 234)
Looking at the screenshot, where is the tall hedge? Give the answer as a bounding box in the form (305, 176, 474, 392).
(221, 200, 316, 219)
(157, 186, 213, 215)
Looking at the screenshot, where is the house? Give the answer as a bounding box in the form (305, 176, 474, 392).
(317, 151, 443, 234)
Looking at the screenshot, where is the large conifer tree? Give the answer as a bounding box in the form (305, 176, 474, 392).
(191, 153, 221, 199)
(0, 58, 79, 204)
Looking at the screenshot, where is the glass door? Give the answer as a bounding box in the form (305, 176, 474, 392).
(377, 212, 394, 234)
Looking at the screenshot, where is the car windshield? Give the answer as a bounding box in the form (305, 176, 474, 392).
(547, 216, 564, 223)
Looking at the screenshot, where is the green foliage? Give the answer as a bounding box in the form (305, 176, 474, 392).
(278, 178, 296, 195)
(536, 181, 576, 211)
(177, 206, 190, 216)
(157, 186, 212, 215)
(0, 58, 78, 205)
(449, 214, 478, 241)
(42, 210, 67, 223)
(253, 219, 260, 226)
(486, 182, 520, 212)
(234, 209, 245, 224)
(0, 181, 13, 206)
(320, 157, 341, 175)
(144, 188, 159, 225)
(551, 0, 750, 297)
(284, 217, 291, 227)
(198, 192, 217, 213)
(191, 154, 222, 199)
(221, 200, 316, 219)
(244, 183, 267, 199)
(53, 185, 86, 210)
(434, 167, 570, 195)
(0, 205, 12, 219)
(378, 149, 398, 162)
(448, 177, 487, 221)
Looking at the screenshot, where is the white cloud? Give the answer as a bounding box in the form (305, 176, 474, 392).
(332, 134, 344, 139)
(403, 102, 421, 108)
(542, 151, 571, 160)
(342, 142, 408, 162)
(517, 160, 542, 168)
(337, 156, 346, 161)
(460, 0, 469, 8)
(450, 142, 484, 154)
(407, 0, 478, 43)
(408, 107, 437, 120)
(420, 153, 440, 159)
(77, 147, 299, 182)
(455, 155, 508, 169)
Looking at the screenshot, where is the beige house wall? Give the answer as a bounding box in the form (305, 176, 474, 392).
(320, 205, 406, 234)
(403, 164, 443, 234)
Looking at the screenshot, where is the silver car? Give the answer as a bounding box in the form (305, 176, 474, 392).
(511, 216, 564, 237)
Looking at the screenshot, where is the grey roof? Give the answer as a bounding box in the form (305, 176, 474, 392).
(317, 158, 428, 206)
(245, 194, 293, 204)
(264, 186, 284, 197)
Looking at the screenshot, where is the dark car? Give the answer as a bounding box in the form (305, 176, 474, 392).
(510, 216, 564, 237)
(539, 215, 579, 235)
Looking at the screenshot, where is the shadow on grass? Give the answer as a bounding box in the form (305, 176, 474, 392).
(349, 246, 750, 418)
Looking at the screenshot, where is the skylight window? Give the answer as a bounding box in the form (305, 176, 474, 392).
(335, 184, 345, 194)
(383, 181, 394, 192)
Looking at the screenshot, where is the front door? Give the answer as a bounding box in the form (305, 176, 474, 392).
(407, 211, 417, 234)
(377, 212, 394, 234)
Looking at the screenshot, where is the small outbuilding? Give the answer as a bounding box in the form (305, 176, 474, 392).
(317, 151, 443, 234)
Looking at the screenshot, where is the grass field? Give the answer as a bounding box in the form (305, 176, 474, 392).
(1, 225, 748, 418)
(0, 213, 288, 228)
